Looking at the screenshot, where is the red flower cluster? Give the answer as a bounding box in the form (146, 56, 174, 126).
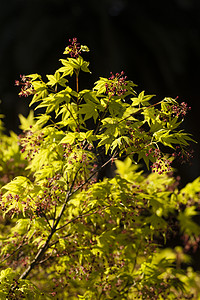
(15, 75, 35, 97)
(105, 71, 128, 96)
(172, 146, 194, 164)
(19, 130, 44, 161)
(150, 148, 172, 174)
(66, 38, 81, 58)
(172, 102, 191, 117)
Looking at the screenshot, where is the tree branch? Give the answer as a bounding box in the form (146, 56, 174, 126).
(20, 169, 79, 280)
(19, 153, 116, 280)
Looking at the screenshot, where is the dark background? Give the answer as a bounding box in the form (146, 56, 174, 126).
(0, 0, 200, 185)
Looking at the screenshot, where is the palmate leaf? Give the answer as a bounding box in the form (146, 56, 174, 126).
(97, 135, 113, 154)
(67, 56, 90, 72)
(27, 73, 42, 81)
(150, 120, 163, 133)
(34, 165, 56, 182)
(80, 60, 91, 73)
(46, 71, 68, 87)
(58, 59, 74, 76)
(122, 106, 140, 119)
(2, 176, 32, 193)
(34, 114, 51, 127)
(36, 89, 71, 116)
(131, 91, 155, 107)
(93, 77, 108, 95)
(115, 157, 142, 183)
(167, 117, 183, 130)
(142, 107, 157, 125)
(0, 268, 51, 299)
(178, 206, 200, 236)
(78, 90, 103, 122)
(59, 57, 91, 76)
(29, 81, 49, 106)
(79, 89, 100, 105)
(60, 129, 96, 145)
(18, 110, 35, 131)
(111, 136, 131, 153)
(78, 102, 99, 122)
(101, 117, 121, 136)
(179, 177, 200, 204)
(59, 132, 79, 144)
(80, 45, 90, 52)
(162, 96, 178, 105)
(26, 148, 50, 172)
(108, 99, 126, 117)
(110, 137, 123, 152)
(154, 130, 195, 148)
(43, 97, 61, 115)
(11, 218, 30, 235)
(79, 130, 96, 144)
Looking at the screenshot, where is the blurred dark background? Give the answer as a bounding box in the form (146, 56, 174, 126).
(0, 0, 200, 185)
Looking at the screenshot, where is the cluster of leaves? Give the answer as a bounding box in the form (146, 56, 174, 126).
(0, 38, 200, 299)
(0, 114, 29, 187)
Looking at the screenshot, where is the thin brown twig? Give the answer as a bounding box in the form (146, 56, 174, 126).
(19, 150, 117, 280)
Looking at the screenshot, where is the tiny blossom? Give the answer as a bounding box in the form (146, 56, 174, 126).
(15, 75, 35, 97)
(105, 71, 128, 96)
(150, 149, 172, 174)
(19, 131, 44, 161)
(65, 38, 81, 58)
(172, 146, 194, 164)
(15, 80, 20, 86)
(151, 158, 172, 174)
(172, 101, 191, 118)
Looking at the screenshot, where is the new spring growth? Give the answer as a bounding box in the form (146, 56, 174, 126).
(105, 71, 128, 96)
(15, 75, 35, 97)
(64, 37, 90, 59)
(172, 101, 191, 117)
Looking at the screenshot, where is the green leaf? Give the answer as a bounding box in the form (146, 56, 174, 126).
(29, 81, 48, 106)
(178, 206, 200, 236)
(46, 71, 67, 87)
(93, 77, 108, 95)
(11, 219, 30, 235)
(18, 110, 35, 131)
(35, 114, 51, 127)
(79, 130, 96, 143)
(97, 135, 113, 154)
(142, 107, 156, 125)
(60, 132, 79, 144)
(2, 176, 32, 193)
(131, 91, 155, 106)
(58, 59, 74, 76)
(81, 45, 90, 52)
(78, 102, 99, 122)
(59, 57, 91, 75)
(81, 60, 91, 73)
(26, 148, 50, 171)
(27, 73, 42, 81)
